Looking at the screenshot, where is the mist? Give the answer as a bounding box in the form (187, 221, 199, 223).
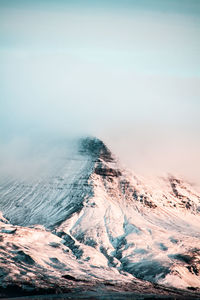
(0, 0, 199, 184)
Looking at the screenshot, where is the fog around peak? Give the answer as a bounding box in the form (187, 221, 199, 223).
(0, 0, 199, 184)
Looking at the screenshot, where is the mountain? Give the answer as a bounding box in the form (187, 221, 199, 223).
(0, 137, 200, 299)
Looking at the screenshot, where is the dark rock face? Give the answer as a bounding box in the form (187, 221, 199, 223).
(169, 249, 200, 276)
(13, 250, 35, 265)
(94, 165, 122, 178)
(79, 137, 114, 162)
(122, 259, 171, 282)
(61, 274, 86, 282)
(168, 176, 200, 213)
(80, 136, 122, 180)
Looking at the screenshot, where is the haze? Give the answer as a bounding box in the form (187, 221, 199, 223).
(0, 0, 199, 184)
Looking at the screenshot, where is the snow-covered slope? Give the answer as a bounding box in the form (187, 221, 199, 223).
(0, 137, 200, 298)
(0, 139, 95, 228)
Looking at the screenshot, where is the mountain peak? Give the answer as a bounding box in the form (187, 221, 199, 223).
(0, 136, 200, 297)
(79, 136, 114, 162)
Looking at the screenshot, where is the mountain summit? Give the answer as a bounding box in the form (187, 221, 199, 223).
(0, 137, 200, 298)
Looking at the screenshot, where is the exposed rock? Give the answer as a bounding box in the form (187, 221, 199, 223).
(0, 137, 199, 298)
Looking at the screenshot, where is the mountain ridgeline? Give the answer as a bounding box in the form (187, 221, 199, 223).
(0, 136, 200, 298)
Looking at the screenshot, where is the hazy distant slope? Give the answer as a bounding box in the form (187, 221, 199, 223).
(0, 138, 95, 227)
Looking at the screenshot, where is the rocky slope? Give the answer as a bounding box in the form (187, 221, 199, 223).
(0, 137, 200, 298)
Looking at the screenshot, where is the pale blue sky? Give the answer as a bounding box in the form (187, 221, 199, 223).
(0, 0, 200, 179)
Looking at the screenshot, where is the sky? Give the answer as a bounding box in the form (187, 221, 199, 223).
(0, 0, 200, 182)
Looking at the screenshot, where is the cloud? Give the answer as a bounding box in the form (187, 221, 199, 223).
(0, 0, 199, 184)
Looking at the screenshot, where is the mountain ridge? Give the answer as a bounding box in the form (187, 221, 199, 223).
(0, 136, 200, 298)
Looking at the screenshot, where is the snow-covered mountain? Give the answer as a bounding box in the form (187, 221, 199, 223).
(0, 137, 200, 298)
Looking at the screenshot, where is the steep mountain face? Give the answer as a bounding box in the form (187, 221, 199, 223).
(0, 139, 95, 228)
(0, 137, 200, 298)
